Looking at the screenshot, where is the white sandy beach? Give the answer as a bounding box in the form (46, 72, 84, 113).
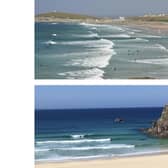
(35, 154, 168, 168)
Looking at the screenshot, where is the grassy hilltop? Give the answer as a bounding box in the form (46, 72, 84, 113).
(36, 12, 98, 20)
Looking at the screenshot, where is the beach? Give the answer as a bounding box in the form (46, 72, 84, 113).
(35, 154, 168, 168)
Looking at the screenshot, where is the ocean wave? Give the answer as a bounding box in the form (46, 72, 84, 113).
(66, 50, 116, 68)
(91, 27, 97, 30)
(51, 23, 58, 25)
(64, 39, 115, 68)
(35, 149, 168, 162)
(118, 149, 168, 157)
(155, 44, 168, 52)
(71, 134, 85, 139)
(144, 44, 168, 51)
(79, 22, 97, 27)
(134, 38, 149, 42)
(55, 144, 135, 151)
(134, 58, 168, 65)
(35, 148, 49, 152)
(58, 68, 104, 79)
(52, 34, 57, 37)
(79, 22, 124, 31)
(36, 154, 110, 162)
(128, 31, 135, 35)
(73, 33, 99, 38)
(36, 138, 111, 145)
(102, 34, 131, 39)
(44, 40, 57, 45)
(120, 37, 149, 42)
(113, 37, 149, 42)
(58, 38, 114, 47)
(142, 35, 161, 38)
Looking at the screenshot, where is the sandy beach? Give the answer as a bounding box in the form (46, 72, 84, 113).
(35, 154, 168, 168)
(121, 21, 168, 34)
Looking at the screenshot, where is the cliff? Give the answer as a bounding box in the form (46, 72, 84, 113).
(145, 105, 168, 138)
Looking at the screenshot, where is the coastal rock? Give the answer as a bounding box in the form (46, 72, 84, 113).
(145, 105, 168, 138)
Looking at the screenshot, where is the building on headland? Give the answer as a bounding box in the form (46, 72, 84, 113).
(144, 13, 166, 17)
(119, 17, 125, 21)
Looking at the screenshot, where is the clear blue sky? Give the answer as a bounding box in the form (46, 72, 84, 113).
(35, 0, 168, 17)
(35, 86, 168, 109)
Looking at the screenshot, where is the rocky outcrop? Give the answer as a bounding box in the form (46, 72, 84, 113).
(145, 105, 168, 138)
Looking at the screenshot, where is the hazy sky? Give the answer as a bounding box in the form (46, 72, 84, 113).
(35, 86, 168, 109)
(35, 0, 168, 17)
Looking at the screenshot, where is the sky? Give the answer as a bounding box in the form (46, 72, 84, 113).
(35, 86, 168, 109)
(35, 0, 168, 17)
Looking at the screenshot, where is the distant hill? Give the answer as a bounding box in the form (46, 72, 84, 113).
(36, 12, 98, 20)
(129, 15, 168, 22)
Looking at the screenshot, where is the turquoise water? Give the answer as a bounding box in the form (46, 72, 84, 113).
(35, 108, 168, 162)
(35, 22, 168, 79)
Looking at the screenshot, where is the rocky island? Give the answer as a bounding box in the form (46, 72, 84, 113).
(145, 105, 168, 138)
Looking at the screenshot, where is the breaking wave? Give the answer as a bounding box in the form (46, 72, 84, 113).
(36, 138, 111, 144)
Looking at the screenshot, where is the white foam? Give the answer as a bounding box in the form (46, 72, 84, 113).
(102, 34, 131, 38)
(44, 40, 57, 45)
(134, 58, 168, 65)
(36, 138, 111, 144)
(67, 50, 116, 68)
(35, 148, 49, 152)
(58, 68, 104, 79)
(143, 35, 161, 38)
(52, 34, 57, 37)
(64, 39, 115, 69)
(112, 37, 148, 42)
(59, 38, 114, 47)
(51, 23, 58, 25)
(135, 38, 149, 42)
(79, 22, 124, 31)
(36, 154, 110, 162)
(155, 44, 168, 52)
(128, 31, 135, 35)
(73, 33, 99, 38)
(118, 149, 168, 157)
(79, 22, 97, 27)
(144, 44, 168, 51)
(91, 27, 97, 30)
(71, 134, 85, 139)
(56, 144, 135, 151)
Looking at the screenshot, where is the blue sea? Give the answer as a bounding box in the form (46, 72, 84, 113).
(35, 107, 168, 162)
(35, 22, 168, 79)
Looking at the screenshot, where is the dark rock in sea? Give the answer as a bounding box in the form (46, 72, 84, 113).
(145, 104, 168, 138)
(114, 118, 124, 123)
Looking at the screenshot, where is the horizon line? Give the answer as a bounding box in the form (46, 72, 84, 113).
(35, 106, 163, 111)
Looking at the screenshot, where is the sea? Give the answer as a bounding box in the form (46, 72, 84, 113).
(35, 107, 168, 162)
(35, 22, 168, 79)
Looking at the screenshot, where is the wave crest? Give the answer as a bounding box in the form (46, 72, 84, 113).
(36, 138, 111, 144)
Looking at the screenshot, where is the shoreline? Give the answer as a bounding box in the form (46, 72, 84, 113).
(35, 150, 168, 164)
(35, 19, 168, 35)
(35, 152, 168, 168)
